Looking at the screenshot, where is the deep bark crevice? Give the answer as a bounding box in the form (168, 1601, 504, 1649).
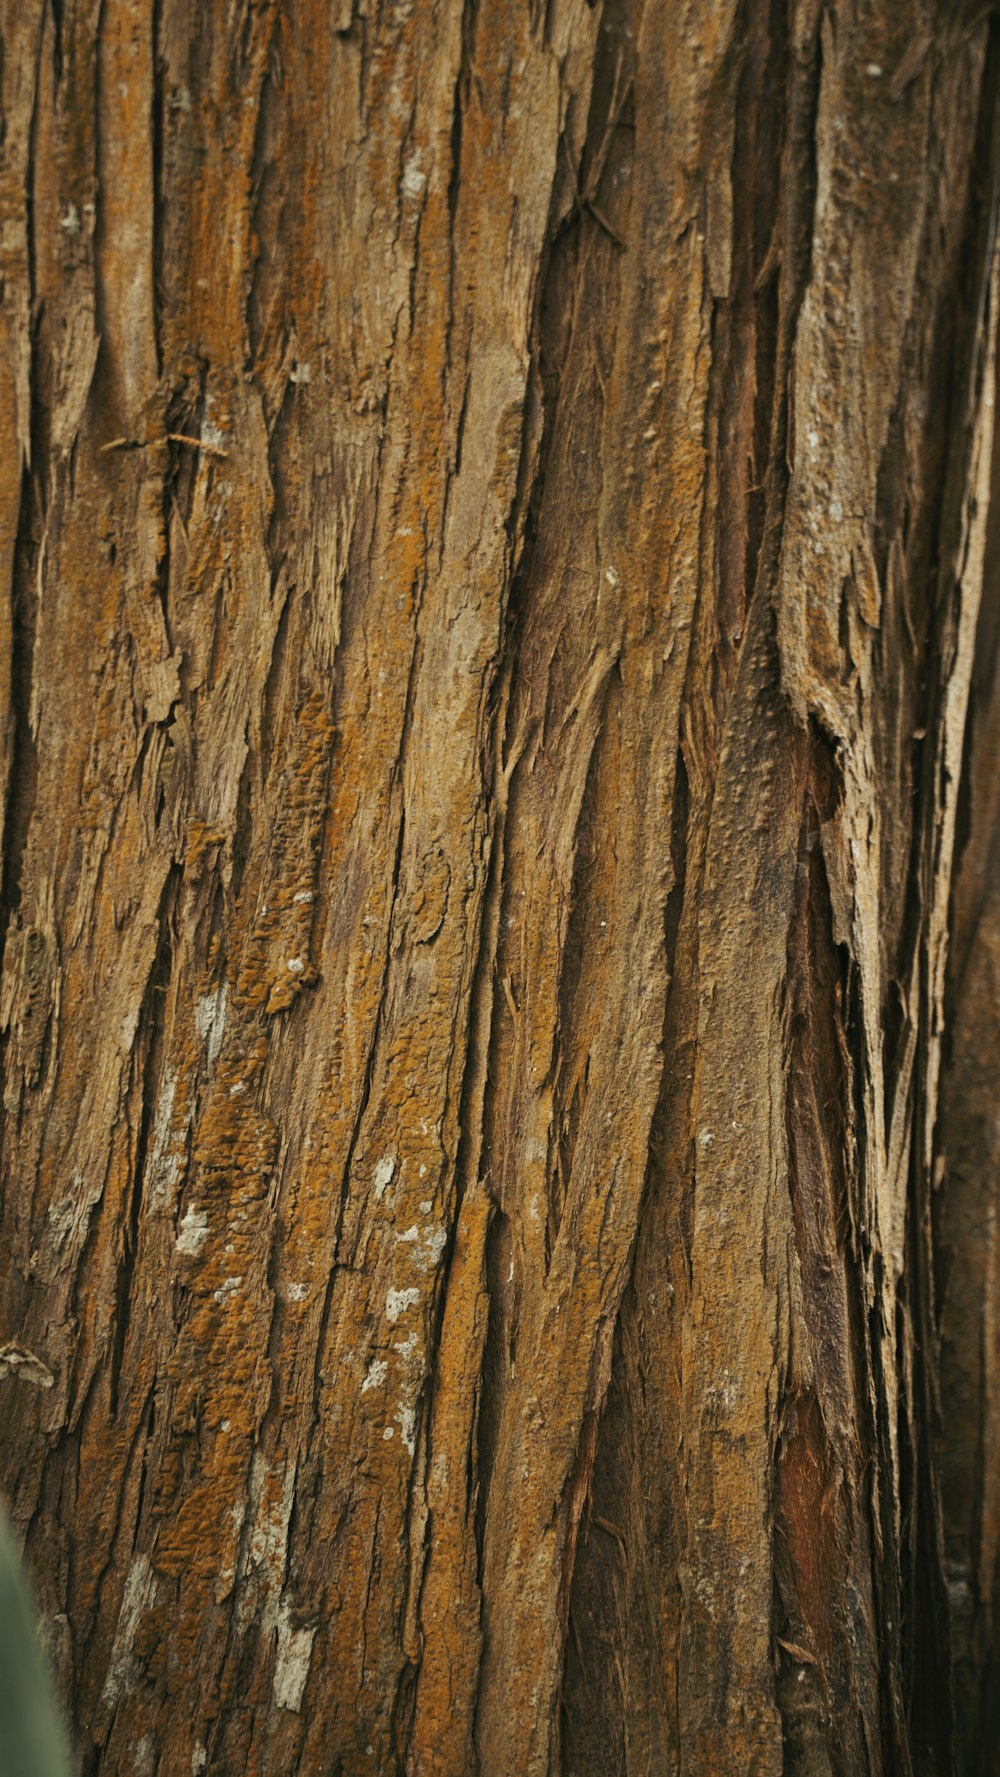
(110, 861, 181, 1416)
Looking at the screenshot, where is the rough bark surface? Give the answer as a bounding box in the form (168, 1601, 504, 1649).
(1, 2, 999, 1774)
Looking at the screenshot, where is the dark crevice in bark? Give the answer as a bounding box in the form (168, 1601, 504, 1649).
(746, 0, 789, 591)
(835, 918, 910, 1777)
(1, 2, 47, 963)
(564, 1279, 664, 1777)
(565, 3, 635, 254)
(163, 363, 210, 539)
(443, 665, 521, 1618)
(390, 1656, 418, 1770)
(787, 0, 823, 312)
(548, 666, 620, 1261)
(933, 327, 1000, 1777)
(0, 466, 40, 950)
(49, 0, 64, 83)
(664, 746, 689, 983)
(776, 749, 879, 1775)
(559, 1289, 641, 1777)
(899, 27, 1000, 1771)
(555, 743, 689, 1772)
(874, 25, 1000, 1114)
(446, 0, 477, 257)
(229, 744, 254, 907)
(899, 1225, 953, 1777)
(715, 0, 790, 681)
(470, 0, 637, 1612)
(0, 463, 41, 1355)
(869, 1269, 912, 1777)
(474, 1204, 512, 1587)
(110, 860, 181, 1417)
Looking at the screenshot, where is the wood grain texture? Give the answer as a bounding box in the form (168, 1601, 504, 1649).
(0, 2, 998, 1773)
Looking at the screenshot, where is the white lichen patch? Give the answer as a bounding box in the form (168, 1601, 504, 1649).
(385, 1286, 420, 1323)
(395, 1222, 446, 1271)
(134, 1732, 156, 1777)
(374, 1154, 396, 1199)
(191, 1746, 207, 1774)
(361, 1358, 388, 1394)
(175, 1206, 208, 1258)
(196, 982, 228, 1069)
(213, 1275, 243, 1303)
(423, 1224, 447, 1267)
(401, 156, 427, 201)
(395, 1402, 416, 1455)
(237, 1455, 298, 1636)
(286, 956, 305, 975)
(147, 1070, 182, 1206)
(101, 1554, 157, 1707)
(273, 1602, 315, 1713)
(284, 1281, 309, 1303)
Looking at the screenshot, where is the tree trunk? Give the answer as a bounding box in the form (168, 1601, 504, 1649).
(1, 2, 999, 1772)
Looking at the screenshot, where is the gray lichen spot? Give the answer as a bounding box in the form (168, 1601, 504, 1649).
(272, 1602, 315, 1712)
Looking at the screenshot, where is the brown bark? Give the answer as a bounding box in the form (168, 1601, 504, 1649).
(1, 2, 998, 1773)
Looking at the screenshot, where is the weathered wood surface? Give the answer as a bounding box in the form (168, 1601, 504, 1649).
(1, 2, 998, 1772)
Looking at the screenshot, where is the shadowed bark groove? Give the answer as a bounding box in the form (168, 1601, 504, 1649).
(1, 4, 1000, 1775)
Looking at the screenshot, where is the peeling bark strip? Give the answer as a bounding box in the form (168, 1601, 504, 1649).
(1, 1, 999, 1773)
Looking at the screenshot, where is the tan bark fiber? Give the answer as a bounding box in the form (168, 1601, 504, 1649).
(1, 2, 999, 1773)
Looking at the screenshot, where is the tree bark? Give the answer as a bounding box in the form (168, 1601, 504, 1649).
(1, 2, 999, 1773)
